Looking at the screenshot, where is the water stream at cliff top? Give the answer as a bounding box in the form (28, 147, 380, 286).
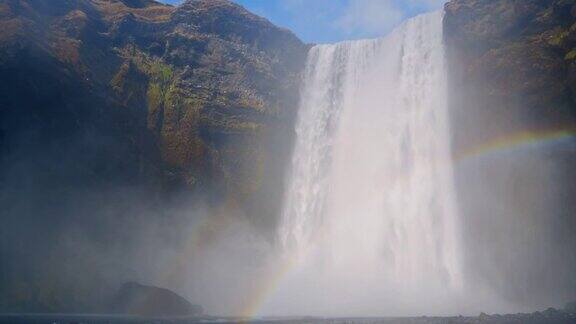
(268, 11, 465, 315)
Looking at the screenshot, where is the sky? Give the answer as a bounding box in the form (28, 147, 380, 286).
(160, 0, 446, 43)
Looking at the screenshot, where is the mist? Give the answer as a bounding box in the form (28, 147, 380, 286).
(1, 0, 576, 320)
(255, 11, 516, 317)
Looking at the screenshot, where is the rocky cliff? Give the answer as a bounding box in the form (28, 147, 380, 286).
(444, 0, 576, 308)
(0, 0, 306, 312)
(445, 0, 576, 151)
(0, 0, 307, 220)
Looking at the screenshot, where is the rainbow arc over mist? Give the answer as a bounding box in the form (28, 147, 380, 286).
(455, 128, 576, 163)
(238, 128, 576, 319)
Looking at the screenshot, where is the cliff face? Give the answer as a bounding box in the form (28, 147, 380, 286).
(0, 0, 306, 312)
(444, 0, 576, 307)
(445, 0, 576, 151)
(0, 0, 306, 214)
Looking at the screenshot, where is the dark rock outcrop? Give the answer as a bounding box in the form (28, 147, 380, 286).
(0, 0, 307, 213)
(445, 0, 576, 153)
(110, 282, 202, 317)
(444, 0, 576, 308)
(0, 0, 306, 313)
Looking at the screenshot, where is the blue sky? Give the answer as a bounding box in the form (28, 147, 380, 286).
(160, 0, 446, 43)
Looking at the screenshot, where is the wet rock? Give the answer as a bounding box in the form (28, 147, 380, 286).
(0, 0, 306, 312)
(478, 312, 490, 321)
(444, 0, 576, 308)
(110, 282, 202, 317)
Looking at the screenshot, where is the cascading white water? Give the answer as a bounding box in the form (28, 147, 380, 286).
(271, 11, 465, 315)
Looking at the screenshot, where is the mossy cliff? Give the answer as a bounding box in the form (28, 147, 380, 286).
(445, 0, 576, 151)
(0, 0, 306, 224)
(444, 0, 576, 307)
(0, 0, 306, 312)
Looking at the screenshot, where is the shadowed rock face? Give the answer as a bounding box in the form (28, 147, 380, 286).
(444, 0, 576, 308)
(110, 282, 203, 317)
(445, 0, 576, 152)
(1, 0, 307, 215)
(0, 0, 306, 313)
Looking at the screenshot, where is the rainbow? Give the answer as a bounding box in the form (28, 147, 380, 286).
(159, 206, 232, 285)
(238, 254, 299, 319)
(160, 128, 576, 320)
(239, 128, 576, 318)
(455, 128, 576, 163)
(157, 199, 302, 320)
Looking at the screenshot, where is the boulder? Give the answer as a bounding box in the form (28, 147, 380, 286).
(110, 282, 203, 317)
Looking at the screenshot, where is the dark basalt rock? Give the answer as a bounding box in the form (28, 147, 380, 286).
(0, 0, 307, 218)
(110, 282, 203, 317)
(0, 0, 306, 313)
(444, 0, 576, 154)
(444, 0, 576, 309)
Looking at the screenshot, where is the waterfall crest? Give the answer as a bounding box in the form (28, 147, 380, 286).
(273, 11, 463, 315)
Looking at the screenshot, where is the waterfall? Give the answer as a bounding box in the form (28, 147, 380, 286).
(273, 11, 464, 315)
